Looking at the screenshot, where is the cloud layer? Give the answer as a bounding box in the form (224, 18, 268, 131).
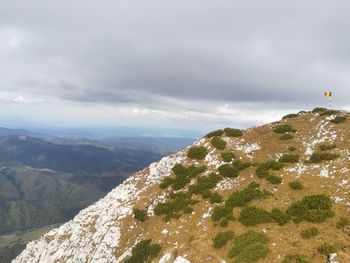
(1, 0, 349, 133)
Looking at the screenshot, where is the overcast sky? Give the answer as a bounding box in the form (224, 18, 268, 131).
(1, 0, 350, 135)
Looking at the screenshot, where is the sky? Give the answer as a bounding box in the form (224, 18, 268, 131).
(1, 0, 350, 137)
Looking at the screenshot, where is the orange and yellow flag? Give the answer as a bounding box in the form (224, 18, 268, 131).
(324, 91, 332, 97)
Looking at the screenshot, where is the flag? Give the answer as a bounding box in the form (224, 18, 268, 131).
(324, 91, 332, 97)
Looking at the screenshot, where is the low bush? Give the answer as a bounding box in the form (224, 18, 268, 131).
(238, 206, 273, 226)
(279, 153, 300, 163)
(224, 128, 243, 137)
(210, 193, 223, 204)
(256, 160, 284, 178)
(154, 192, 198, 221)
(287, 194, 334, 223)
(225, 183, 265, 208)
(300, 227, 319, 239)
(273, 124, 296, 134)
(280, 134, 294, 140)
(221, 152, 235, 162)
(289, 181, 303, 190)
(232, 160, 251, 171)
(317, 242, 337, 255)
(206, 129, 224, 138)
(125, 239, 161, 263)
(219, 218, 229, 227)
(320, 110, 340, 116)
(271, 208, 290, 225)
(282, 113, 298, 119)
(187, 146, 208, 160)
(308, 152, 340, 163)
(189, 173, 222, 198)
(319, 143, 337, 151)
(288, 146, 297, 151)
(228, 230, 269, 262)
(211, 205, 234, 222)
(212, 231, 235, 249)
(266, 175, 282, 184)
(331, 115, 346, 124)
(312, 107, 327, 113)
(211, 137, 227, 150)
(282, 254, 310, 263)
(218, 164, 239, 178)
(133, 208, 147, 222)
(336, 217, 349, 229)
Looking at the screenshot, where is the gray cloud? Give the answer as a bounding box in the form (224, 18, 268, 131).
(0, 0, 350, 132)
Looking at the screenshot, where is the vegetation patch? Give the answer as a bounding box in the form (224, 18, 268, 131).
(210, 193, 223, 204)
(288, 146, 297, 151)
(188, 173, 222, 198)
(206, 129, 224, 138)
(273, 124, 296, 134)
(330, 115, 346, 124)
(300, 227, 319, 239)
(282, 254, 310, 263)
(225, 182, 266, 208)
(312, 107, 327, 113)
(211, 205, 234, 222)
(238, 206, 274, 226)
(221, 152, 235, 162)
(266, 175, 282, 184)
(287, 194, 334, 223)
(319, 143, 336, 151)
(219, 218, 229, 227)
(256, 160, 284, 178)
(271, 208, 290, 225)
(187, 146, 208, 160)
(279, 153, 300, 163)
(308, 152, 340, 163)
(280, 134, 294, 140)
(211, 137, 227, 150)
(336, 217, 349, 229)
(125, 239, 161, 263)
(212, 231, 235, 249)
(228, 230, 269, 262)
(224, 128, 243, 137)
(218, 164, 239, 178)
(154, 192, 198, 221)
(289, 181, 303, 190)
(320, 109, 340, 116)
(282, 113, 298, 119)
(133, 208, 147, 222)
(317, 242, 337, 255)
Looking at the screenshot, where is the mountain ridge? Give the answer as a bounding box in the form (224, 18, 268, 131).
(13, 108, 350, 263)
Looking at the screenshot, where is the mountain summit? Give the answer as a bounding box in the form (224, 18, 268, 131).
(13, 108, 350, 263)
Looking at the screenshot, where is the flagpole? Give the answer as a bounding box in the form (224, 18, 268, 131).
(329, 95, 332, 109)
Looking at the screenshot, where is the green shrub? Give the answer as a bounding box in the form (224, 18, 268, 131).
(271, 208, 290, 225)
(266, 175, 282, 184)
(221, 152, 235, 162)
(300, 227, 319, 239)
(225, 183, 265, 208)
(125, 239, 161, 263)
(320, 110, 340, 116)
(336, 217, 349, 229)
(212, 231, 235, 249)
(331, 115, 346, 124)
(219, 218, 229, 227)
(287, 194, 334, 223)
(273, 124, 296, 133)
(282, 254, 310, 263)
(282, 113, 298, 119)
(187, 146, 208, 160)
(256, 160, 284, 178)
(232, 160, 251, 171)
(279, 153, 300, 163)
(189, 173, 222, 198)
(317, 242, 337, 255)
(308, 152, 340, 163)
(312, 107, 327, 113)
(289, 181, 303, 190)
(238, 206, 273, 226)
(280, 134, 294, 140)
(206, 129, 224, 138)
(228, 230, 269, 261)
(211, 137, 227, 150)
(319, 143, 336, 151)
(224, 128, 243, 137)
(211, 205, 234, 222)
(154, 192, 198, 221)
(288, 146, 297, 151)
(210, 193, 223, 204)
(133, 208, 147, 222)
(218, 164, 239, 178)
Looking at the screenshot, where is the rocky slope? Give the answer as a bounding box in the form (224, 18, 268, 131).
(13, 108, 350, 263)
